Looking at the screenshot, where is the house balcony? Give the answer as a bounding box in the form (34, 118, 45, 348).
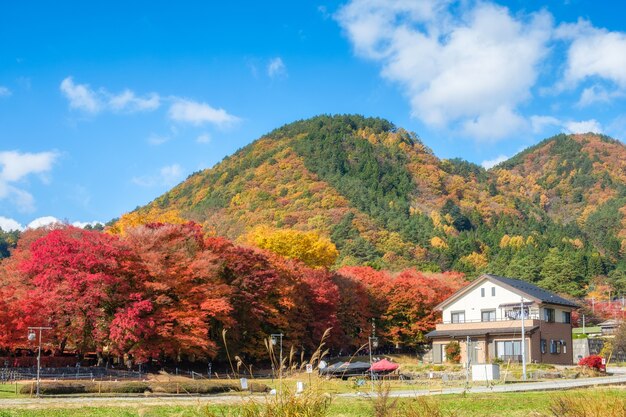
(436, 316, 541, 332)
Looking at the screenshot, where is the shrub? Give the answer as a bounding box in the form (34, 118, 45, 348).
(19, 380, 269, 395)
(578, 355, 603, 370)
(152, 381, 268, 394)
(445, 341, 461, 364)
(20, 381, 151, 395)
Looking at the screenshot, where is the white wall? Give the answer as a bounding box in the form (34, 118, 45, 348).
(443, 281, 522, 322)
(442, 279, 572, 323)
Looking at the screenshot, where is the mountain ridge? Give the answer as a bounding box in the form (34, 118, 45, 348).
(132, 114, 626, 295)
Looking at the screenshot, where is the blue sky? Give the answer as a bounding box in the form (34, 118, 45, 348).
(1, 0, 626, 231)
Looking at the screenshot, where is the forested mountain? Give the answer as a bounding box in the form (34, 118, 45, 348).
(127, 115, 626, 295)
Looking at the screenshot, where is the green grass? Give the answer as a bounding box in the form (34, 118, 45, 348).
(0, 384, 21, 399)
(0, 388, 624, 416)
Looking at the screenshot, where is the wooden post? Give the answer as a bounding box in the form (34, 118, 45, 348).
(176, 382, 179, 394)
(30, 382, 34, 397)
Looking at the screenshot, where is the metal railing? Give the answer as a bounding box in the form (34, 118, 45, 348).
(0, 366, 143, 383)
(442, 314, 541, 324)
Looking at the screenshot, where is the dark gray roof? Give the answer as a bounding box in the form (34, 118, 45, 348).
(426, 326, 539, 339)
(484, 274, 579, 308)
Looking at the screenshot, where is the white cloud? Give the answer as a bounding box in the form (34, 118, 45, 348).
(60, 77, 101, 113)
(132, 164, 183, 187)
(108, 89, 160, 112)
(196, 133, 211, 144)
(0, 150, 58, 212)
(462, 106, 527, 141)
(530, 115, 562, 133)
(8, 188, 36, 213)
(60, 77, 161, 114)
(267, 57, 287, 78)
(555, 20, 626, 106)
(336, 0, 552, 140)
(27, 216, 62, 229)
(577, 84, 625, 107)
(0, 86, 11, 97)
(563, 119, 603, 134)
(0, 216, 23, 232)
(147, 134, 170, 146)
(0, 217, 103, 232)
(557, 20, 626, 88)
(71, 220, 104, 229)
(481, 155, 509, 169)
(168, 99, 239, 127)
(0, 151, 57, 182)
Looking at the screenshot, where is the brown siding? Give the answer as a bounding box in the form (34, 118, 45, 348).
(536, 322, 574, 365)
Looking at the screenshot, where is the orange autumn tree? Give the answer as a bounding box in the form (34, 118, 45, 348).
(120, 223, 232, 360)
(246, 226, 338, 268)
(338, 266, 466, 348)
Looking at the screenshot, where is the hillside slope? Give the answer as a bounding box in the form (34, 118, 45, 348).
(135, 115, 626, 295)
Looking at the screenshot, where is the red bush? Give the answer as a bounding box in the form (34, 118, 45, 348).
(578, 355, 603, 370)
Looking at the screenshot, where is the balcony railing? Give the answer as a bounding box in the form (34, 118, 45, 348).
(441, 314, 541, 324)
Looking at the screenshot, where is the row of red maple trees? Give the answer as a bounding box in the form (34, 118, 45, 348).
(0, 222, 466, 363)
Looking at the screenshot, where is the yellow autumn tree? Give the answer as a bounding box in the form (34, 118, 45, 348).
(430, 236, 448, 249)
(460, 252, 488, 270)
(107, 208, 187, 236)
(247, 226, 338, 269)
(509, 236, 525, 249)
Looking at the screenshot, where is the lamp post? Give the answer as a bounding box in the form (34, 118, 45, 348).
(270, 333, 283, 396)
(27, 326, 51, 397)
(369, 318, 378, 392)
(368, 335, 378, 391)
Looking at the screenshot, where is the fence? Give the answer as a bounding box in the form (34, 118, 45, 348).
(0, 366, 143, 383)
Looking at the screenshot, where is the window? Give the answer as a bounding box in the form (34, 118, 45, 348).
(544, 308, 555, 323)
(451, 311, 465, 323)
(550, 339, 559, 354)
(496, 340, 525, 360)
(540, 339, 547, 354)
(481, 310, 496, 322)
(562, 311, 571, 324)
(491, 287, 496, 296)
(481, 288, 485, 297)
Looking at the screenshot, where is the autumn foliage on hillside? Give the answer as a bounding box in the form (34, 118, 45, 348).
(0, 223, 466, 363)
(115, 115, 626, 298)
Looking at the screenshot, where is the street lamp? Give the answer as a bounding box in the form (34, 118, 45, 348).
(28, 326, 51, 397)
(368, 335, 378, 389)
(270, 333, 283, 396)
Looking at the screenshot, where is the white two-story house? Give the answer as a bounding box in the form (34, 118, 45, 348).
(426, 274, 578, 365)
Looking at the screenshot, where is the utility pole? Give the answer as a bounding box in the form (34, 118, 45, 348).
(520, 298, 527, 381)
(271, 333, 284, 397)
(28, 326, 52, 397)
(368, 318, 378, 393)
(466, 335, 471, 385)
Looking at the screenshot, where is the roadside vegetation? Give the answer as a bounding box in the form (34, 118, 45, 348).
(0, 388, 625, 417)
